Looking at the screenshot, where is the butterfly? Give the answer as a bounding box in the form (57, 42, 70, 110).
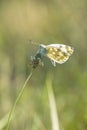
(30, 43, 74, 68)
(39, 44, 74, 66)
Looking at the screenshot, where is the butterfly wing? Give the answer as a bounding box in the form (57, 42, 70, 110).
(45, 44, 74, 64)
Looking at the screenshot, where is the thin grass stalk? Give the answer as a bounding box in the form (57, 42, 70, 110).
(6, 69, 33, 130)
(46, 76, 60, 130)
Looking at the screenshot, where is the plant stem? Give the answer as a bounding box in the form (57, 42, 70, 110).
(46, 75, 60, 130)
(6, 69, 33, 130)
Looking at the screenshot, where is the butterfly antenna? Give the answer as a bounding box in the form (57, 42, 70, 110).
(29, 40, 41, 46)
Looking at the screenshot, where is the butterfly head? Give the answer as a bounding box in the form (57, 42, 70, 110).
(39, 44, 47, 56)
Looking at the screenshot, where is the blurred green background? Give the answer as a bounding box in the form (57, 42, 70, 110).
(0, 0, 87, 130)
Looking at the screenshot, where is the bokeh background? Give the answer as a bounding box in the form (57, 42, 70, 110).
(0, 0, 87, 130)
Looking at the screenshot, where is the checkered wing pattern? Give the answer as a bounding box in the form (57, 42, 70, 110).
(45, 44, 74, 64)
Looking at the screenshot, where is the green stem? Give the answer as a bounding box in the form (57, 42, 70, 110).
(6, 69, 33, 130)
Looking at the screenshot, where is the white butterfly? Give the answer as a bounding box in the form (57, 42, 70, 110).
(39, 44, 74, 66)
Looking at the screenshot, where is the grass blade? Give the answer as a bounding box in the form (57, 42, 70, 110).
(46, 76, 60, 130)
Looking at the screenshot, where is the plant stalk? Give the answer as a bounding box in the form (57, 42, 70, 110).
(6, 69, 33, 130)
